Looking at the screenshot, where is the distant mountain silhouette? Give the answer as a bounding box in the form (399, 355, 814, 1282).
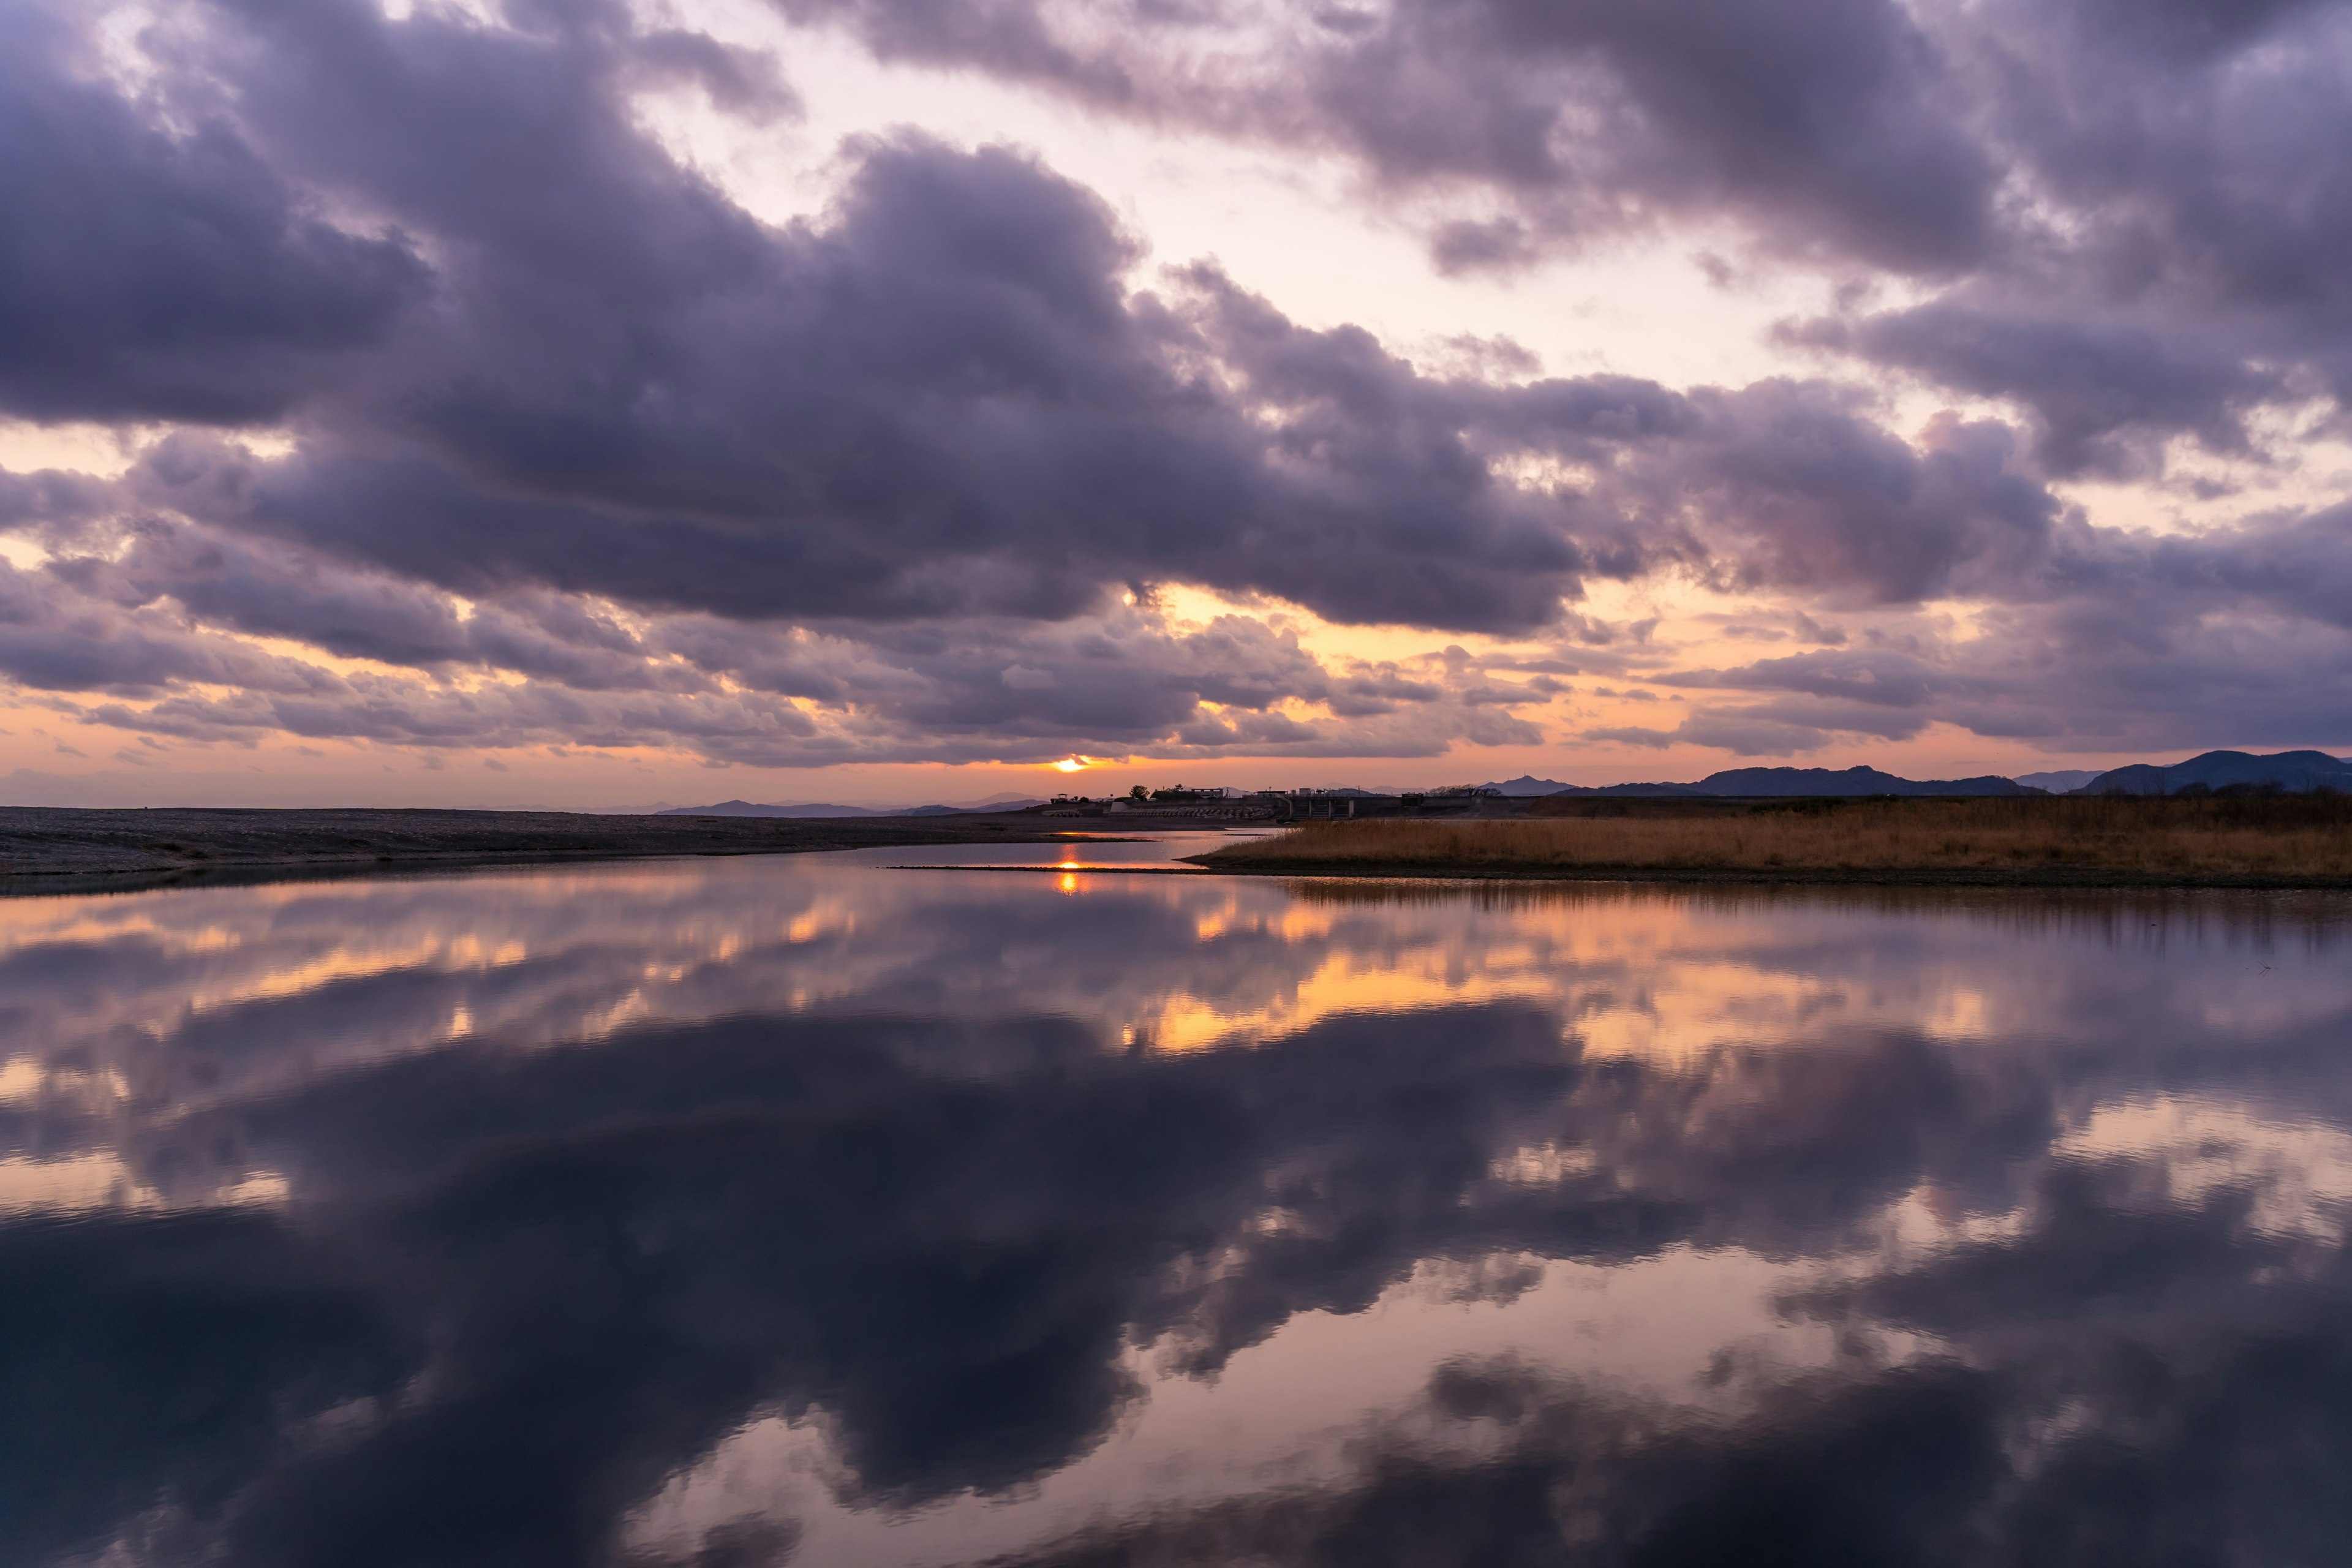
(2076, 750, 2352, 796)
(1485, 775, 1578, 796)
(1545, 766, 2037, 798)
(657, 797, 1044, 818)
(656, 801, 878, 818)
(1698, 766, 2038, 797)
(1579, 782, 1711, 797)
(2014, 769, 2101, 793)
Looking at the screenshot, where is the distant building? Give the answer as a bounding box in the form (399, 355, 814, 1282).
(1107, 790, 1269, 819)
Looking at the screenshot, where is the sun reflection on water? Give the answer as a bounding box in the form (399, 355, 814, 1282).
(2, 849, 2350, 1566)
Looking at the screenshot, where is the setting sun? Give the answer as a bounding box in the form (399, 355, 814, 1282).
(15, 0, 2352, 1553)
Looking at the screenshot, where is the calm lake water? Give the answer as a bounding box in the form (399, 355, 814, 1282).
(5, 835, 2351, 1566)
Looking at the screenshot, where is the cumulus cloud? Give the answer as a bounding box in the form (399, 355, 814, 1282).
(1781, 306, 2288, 480)
(30, 0, 2060, 638)
(5, 505, 1561, 763)
(777, 0, 2352, 487)
(0, 0, 2347, 767)
(1623, 507, 2352, 755)
(781, 0, 1999, 272)
(0, 0, 425, 424)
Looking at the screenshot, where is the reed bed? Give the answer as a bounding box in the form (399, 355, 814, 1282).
(1195, 796, 2352, 884)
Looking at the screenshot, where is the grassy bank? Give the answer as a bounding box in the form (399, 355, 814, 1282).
(1190, 795, 2352, 886)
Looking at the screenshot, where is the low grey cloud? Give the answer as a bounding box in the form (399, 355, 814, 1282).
(0, 465, 115, 543)
(1782, 306, 2290, 480)
(783, 0, 1999, 273)
(1615, 521, 2352, 756)
(625, 27, 801, 123)
(37, 0, 2077, 638)
(1792, 0, 2352, 475)
(0, 552, 344, 700)
(778, 0, 2352, 491)
(0, 0, 426, 424)
(0, 0, 2346, 769)
(3, 505, 1551, 764)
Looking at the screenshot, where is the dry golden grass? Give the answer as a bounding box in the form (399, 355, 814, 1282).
(1195, 796, 2352, 883)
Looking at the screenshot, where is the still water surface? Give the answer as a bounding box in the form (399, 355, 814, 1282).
(4, 837, 2351, 1564)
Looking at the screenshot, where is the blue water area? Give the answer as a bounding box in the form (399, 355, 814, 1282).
(2, 839, 2349, 1565)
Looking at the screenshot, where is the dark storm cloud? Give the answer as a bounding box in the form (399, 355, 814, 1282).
(2074, 0, 2339, 60)
(780, 0, 2352, 484)
(15, 509, 1545, 762)
(1621, 502, 2352, 755)
(77, 0, 2056, 639)
(783, 0, 2000, 273)
(1783, 304, 2290, 479)
(1599, 391, 2060, 606)
(2129, 502, 2352, 632)
(0, 553, 347, 698)
(125, 0, 1589, 634)
(5, 0, 2351, 762)
(0, 464, 114, 542)
(1784, 0, 2352, 469)
(0, 1, 424, 424)
(626, 27, 801, 123)
(1974, 0, 2352, 330)
(1300, 0, 1998, 271)
(772, 0, 1142, 100)
(78, 520, 479, 670)
(1613, 631, 2352, 759)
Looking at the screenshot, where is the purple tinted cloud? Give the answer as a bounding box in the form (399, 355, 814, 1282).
(0, 1, 425, 423)
(0, 0, 2347, 766)
(782, 0, 2352, 481)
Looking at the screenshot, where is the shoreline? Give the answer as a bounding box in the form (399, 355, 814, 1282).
(14, 802, 2350, 897)
(0, 806, 1082, 897)
(1174, 858, 2352, 891)
(886, 858, 2352, 891)
(1183, 800, 2352, 891)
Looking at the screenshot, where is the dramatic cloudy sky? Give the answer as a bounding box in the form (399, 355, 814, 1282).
(4, 0, 2351, 805)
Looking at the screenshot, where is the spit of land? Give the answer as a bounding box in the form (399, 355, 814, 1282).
(1188, 795, 2352, 888)
(0, 807, 1071, 894)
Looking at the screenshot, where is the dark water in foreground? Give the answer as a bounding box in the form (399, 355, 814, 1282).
(4, 837, 2351, 1566)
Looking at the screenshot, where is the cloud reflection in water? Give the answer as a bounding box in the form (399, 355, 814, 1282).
(0, 850, 2348, 1565)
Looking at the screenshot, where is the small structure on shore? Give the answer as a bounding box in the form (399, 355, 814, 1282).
(1046, 783, 1507, 821)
